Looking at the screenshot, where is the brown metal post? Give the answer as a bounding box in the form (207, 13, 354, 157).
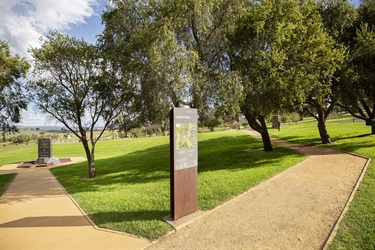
(170, 107, 198, 220)
(170, 108, 175, 218)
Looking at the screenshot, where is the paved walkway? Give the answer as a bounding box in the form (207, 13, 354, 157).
(0, 158, 150, 250)
(0, 131, 370, 249)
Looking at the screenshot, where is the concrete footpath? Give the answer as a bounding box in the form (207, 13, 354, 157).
(0, 158, 150, 250)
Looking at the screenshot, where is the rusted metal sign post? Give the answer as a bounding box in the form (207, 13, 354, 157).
(170, 107, 198, 220)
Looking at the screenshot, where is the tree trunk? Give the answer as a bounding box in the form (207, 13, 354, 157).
(82, 139, 96, 178)
(88, 152, 96, 178)
(259, 115, 273, 151)
(317, 119, 331, 144)
(88, 142, 96, 178)
(244, 112, 273, 152)
(372, 123, 375, 135)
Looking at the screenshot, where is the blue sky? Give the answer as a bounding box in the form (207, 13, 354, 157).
(0, 0, 361, 127)
(1, 0, 106, 127)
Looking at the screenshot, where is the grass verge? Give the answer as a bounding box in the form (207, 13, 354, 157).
(0, 173, 17, 197)
(269, 122, 375, 249)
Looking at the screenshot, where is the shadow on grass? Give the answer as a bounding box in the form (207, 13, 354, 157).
(52, 134, 299, 194)
(89, 210, 169, 223)
(50, 133, 304, 238)
(337, 133, 373, 140)
(271, 135, 321, 146)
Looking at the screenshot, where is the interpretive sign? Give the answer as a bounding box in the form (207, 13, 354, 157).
(38, 138, 52, 159)
(170, 107, 198, 220)
(173, 109, 198, 170)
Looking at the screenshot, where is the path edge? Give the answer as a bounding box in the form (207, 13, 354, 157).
(322, 156, 371, 250)
(47, 159, 152, 247)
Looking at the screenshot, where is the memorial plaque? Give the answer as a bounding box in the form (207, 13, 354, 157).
(38, 138, 52, 159)
(170, 107, 198, 220)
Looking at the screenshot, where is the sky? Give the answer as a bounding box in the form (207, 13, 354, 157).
(1, 0, 106, 127)
(0, 0, 361, 127)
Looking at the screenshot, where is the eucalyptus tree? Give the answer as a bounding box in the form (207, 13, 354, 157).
(0, 40, 30, 136)
(229, 0, 341, 151)
(28, 31, 133, 178)
(301, 0, 355, 144)
(333, 0, 375, 133)
(337, 23, 375, 133)
(100, 0, 244, 125)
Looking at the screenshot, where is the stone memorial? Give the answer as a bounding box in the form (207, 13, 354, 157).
(37, 138, 60, 164)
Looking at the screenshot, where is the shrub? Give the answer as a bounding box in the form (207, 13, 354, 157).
(11, 135, 31, 145)
(204, 118, 221, 131)
(229, 121, 241, 130)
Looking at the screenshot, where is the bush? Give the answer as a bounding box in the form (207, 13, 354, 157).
(229, 121, 241, 130)
(240, 120, 249, 128)
(204, 118, 220, 131)
(11, 135, 30, 145)
(31, 134, 38, 141)
(129, 127, 145, 138)
(286, 112, 300, 124)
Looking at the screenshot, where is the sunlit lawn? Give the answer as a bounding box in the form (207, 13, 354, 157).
(269, 121, 375, 250)
(0, 130, 305, 239)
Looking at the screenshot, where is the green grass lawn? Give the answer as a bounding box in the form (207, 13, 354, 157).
(0, 130, 305, 239)
(0, 173, 17, 197)
(0, 141, 86, 166)
(269, 122, 375, 250)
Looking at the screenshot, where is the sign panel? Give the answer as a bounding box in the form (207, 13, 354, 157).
(170, 107, 198, 220)
(38, 138, 52, 158)
(173, 108, 198, 171)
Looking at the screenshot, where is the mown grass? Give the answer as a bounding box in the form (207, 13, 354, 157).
(0, 141, 86, 166)
(0, 173, 17, 197)
(0, 130, 305, 239)
(51, 131, 305, 239)
(269, 121, 375, 250)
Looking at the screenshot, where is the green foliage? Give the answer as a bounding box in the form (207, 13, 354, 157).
(27, 31, 135, 177)
(359, 0, 375, 27)
(229, 121, 241, 130)
(129, 127, 146, 138)
(282, 112, 300, 125)
(100, 0, 244, 125)
(329, 0, 375, 123)
(319, 0, 357, 43)
(203, 117, 221, 131)
(352, 23, 375, 104)
(228, 0, 342, 150)
(231, 0, 339, 111)
(0, 40, 30, 135)
(11, 135, 30, 145)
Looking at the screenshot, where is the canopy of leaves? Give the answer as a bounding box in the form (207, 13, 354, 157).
(27, 31, 131, 142)
(229, 0, 341, 116)
(100, 0, 244, 124)
(0, 40, 30, 134)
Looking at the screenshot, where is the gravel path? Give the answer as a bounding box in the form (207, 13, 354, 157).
(147, 130, 368, 250)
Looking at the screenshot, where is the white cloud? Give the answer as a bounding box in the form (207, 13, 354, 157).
(0, 0, 97, 59)
(0, 0, 99, 127)
(19, 106, 59, 127)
